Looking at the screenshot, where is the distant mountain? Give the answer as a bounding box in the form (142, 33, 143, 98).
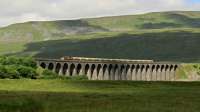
(0, 11, 200, 62)
(0, 11, 199, 41)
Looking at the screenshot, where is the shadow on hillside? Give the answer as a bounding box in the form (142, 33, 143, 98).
(9, 31, 200, 62)
(167, 13, 200, 28)
(140, 22, 182, 29)
(140, 13, 200, 29)
(54, 20, 109, 34)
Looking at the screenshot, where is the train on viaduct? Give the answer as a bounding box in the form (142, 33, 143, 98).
(36, 56, 179, 81)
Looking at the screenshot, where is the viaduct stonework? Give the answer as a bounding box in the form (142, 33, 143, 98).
(37, 57, 180, 81)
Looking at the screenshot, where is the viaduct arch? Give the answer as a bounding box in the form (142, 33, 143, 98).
(36, 57, 179, 81)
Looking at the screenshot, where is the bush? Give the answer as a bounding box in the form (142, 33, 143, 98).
(193, 64, 200, 76)
(0, 56, 88, 80)
(69, 75, 88, 80)
(193, 65, 198, 68)
(0, 56, 37, 68)
(58, 75, 88, 80)
(5, 66, 20, 79)
(0, 56, 38, 79)
(0, 65, 8, 79)
(17, 66, 38, 79)
(39, 69, 88, 80)
(36, 67, 45, 77)
(20, 57, 37, 68)
(41, 69, 58, 79)
(0, 65, 20, 79)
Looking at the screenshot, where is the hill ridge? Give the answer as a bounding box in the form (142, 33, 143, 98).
(0, 11, 200, 62)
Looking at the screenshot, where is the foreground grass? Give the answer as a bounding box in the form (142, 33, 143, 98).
(0, 79, 200, 112)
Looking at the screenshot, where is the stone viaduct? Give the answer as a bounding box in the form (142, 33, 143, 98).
(37, 56, 179, 81)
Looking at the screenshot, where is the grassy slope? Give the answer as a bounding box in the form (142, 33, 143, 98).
(87, 11, 200, 31)
(1, 80, 200, 112)
(11, 29, 200, 62)
(1, 11, 199, 40)
(0, 11, 200, 62)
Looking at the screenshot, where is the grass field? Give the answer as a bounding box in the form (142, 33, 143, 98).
(0, 79, 200, 112)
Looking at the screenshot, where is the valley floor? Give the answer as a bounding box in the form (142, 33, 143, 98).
(0, 80, 200, 112)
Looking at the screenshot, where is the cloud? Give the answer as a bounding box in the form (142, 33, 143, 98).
(0, 0, 199, 27)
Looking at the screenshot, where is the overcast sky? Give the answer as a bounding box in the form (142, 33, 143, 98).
(0, 0, 199, 27)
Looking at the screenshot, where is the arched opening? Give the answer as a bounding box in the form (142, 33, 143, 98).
(40, 63, 46, 69)
(145, 65, 150, 80)
(69, 64, 75, 76)
(174, 65, 178, 71)
(141, 65, 145, 72)
(62, 63, 68, 75)
(165, 65, 169, 80)
(126, 65, 130, 74)
(48, 63, 54, 70)
(151, 65, 156, 80)
(152, 65, 156, 71)
(161, 65, 165, 80)
(55, 63, 61, 74)
(103, 64, 108, 75)
(165, 65, 169, 71)
(76, 64, 82, 75)
(108, 64, 113, 79)
(97, 64, 102, 77)
(120, 65, 125, 80)
(131, 65, 136, 75)
(120, 65, 125, 74)
(141, 65, 145, 80)
(131, 65, 135, 70)
(85, 64, 90, 75)
(91, 64, 96, 78)
(156, 65, 161, 80)
(136, 64, 140, 74)
(108, 64, 113, 75)
(113, 65, 119, 80)
(146, 65, 150, 72)
(161, 65, 165, 72)
(170, 65, 174, 71)
(114, 65, 118, 75)
(156, 65, 160, 72)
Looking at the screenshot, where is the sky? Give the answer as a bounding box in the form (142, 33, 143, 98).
(0, 0, 199, 27)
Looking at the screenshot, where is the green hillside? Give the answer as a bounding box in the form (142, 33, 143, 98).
(0, 11, 200, 62)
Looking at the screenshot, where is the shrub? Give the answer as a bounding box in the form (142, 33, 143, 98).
(20, 57, 37, 68)
(0, 56, 37, 68)
(58, 75, 88, 80)
(193, 64, 200, 76)
(69, 75, 88, 80)
(0, 65, 8, 79)
(41, 69, 58, 79)
(36, 67, 45, 77)
(193, 65, 198, 69)
(0, 65, 20, 79)
(40, 69, 88, 80)
(0, 56, 38, 79)
(0, 56, 89, 80)
(17, 66, 38, 79)
(5, 65, 20, 79)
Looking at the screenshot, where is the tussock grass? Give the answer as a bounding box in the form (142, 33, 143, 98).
(0, 80, 200, 112)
